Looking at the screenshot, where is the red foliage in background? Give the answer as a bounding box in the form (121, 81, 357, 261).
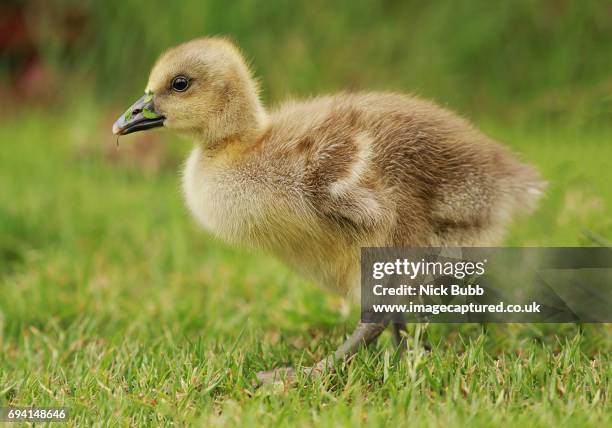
(0, 1, 85, 107)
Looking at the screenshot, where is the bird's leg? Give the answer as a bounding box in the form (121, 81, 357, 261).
(255, 321, 387, 385)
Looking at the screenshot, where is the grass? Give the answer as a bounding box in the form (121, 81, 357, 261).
(0, 108, 610, 427)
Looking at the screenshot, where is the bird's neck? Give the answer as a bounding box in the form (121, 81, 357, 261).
(196, 81, 268, 155)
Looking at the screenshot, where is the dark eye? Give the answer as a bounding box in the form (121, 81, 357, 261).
(171, 76, 190, 92)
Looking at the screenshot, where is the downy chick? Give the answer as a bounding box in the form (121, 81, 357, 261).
(113, 37, 545, 384)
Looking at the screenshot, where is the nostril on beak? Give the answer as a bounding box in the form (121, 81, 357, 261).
(132, 108, 142, 115)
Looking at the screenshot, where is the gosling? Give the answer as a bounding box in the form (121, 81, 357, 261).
(113, 37, 544, 385)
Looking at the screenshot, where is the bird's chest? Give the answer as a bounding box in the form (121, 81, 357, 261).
(182, 148, 364, 293)
(183, 149, 253, 242)
(182, 147, 307, 246)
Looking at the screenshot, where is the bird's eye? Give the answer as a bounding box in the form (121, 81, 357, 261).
(171, 76, 190, 92)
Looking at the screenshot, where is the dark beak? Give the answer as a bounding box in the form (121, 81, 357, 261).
(112, 92, 165, 135)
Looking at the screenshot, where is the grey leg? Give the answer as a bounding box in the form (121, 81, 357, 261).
(255, 321, 387, 385)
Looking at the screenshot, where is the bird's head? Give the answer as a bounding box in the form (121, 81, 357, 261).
(113, 37, 265, 143)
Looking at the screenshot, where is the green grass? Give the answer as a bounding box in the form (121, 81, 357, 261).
(21, 0, 612, 130)
(0, 109, 610, 427)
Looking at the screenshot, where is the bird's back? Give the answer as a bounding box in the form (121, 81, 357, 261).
(264, 92, 544, 247)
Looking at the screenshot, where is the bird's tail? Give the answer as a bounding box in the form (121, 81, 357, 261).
(505, 159, 547, 218)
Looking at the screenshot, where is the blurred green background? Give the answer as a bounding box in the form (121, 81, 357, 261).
(0, 1, 611, 426)
(2, 0, 612, 127)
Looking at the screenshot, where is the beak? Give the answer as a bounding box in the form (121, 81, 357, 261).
(112, 92, 165, 135)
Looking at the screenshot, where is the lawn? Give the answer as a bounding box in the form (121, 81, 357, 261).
(0, 108, 610, 426)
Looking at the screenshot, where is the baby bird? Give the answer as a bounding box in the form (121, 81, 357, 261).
(113, 37, 544, 384)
